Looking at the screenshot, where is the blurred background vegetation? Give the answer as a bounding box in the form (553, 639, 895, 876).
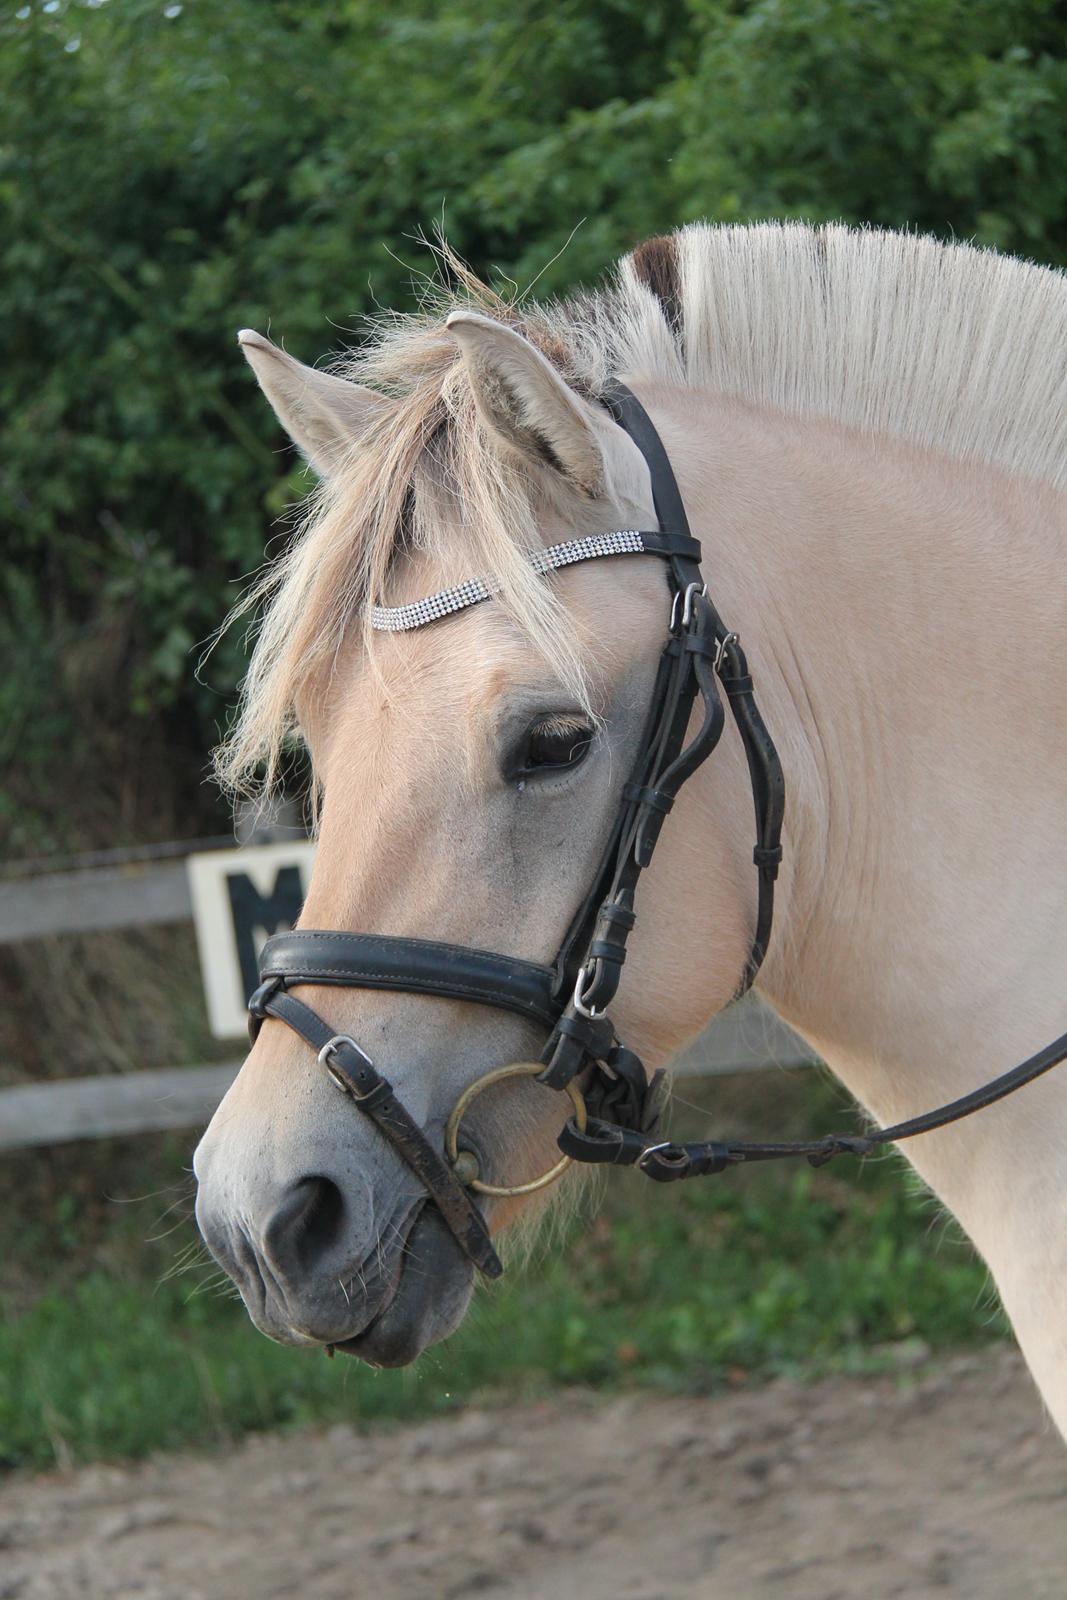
(1, 0, 1059, 1470)
(3, 0, 1066, 856)
(0, 1073, 1005, 1471)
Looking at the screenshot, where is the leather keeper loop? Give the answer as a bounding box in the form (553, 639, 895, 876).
(589, 938, 627, 965)
(622, 782, 674, 816)
(553, 1011, 615, 1051)
(247, 977, 282, 1043)
(538, 1010, 616, 1089)
(334, 1072, 393, 1113)
(753, 844, 783, 878)
(689, 1141, 736, 1176)
(248, 976, 282, 1018)
(595, 900, 636, 931)
(641, 1141, 735, 1182)
(557, 1117, 645, 1167)
(637, 531, 703, 564)
(538, 1035, 586, 1091)
(720, 672, 754, 698)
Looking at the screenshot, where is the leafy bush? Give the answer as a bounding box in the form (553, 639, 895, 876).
(2, 0, 1064, 851)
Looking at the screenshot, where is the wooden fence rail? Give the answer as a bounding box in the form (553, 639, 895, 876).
(0, 841, 816, 1152)
(0, 1004, 814, 1153)
(0, 1065, 242, 1152)
(0, 858, 195, 943)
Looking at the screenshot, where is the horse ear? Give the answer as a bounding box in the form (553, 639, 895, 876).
(446, 311, 606, 497)
(237, 330, 392, 476)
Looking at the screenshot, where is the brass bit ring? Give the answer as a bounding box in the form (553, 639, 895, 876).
(445, 1062, 587, 1197)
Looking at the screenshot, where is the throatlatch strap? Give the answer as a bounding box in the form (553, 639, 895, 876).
(715, 634, 785, 989)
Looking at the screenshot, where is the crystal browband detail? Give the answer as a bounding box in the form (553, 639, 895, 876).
(369, 529, 654, 632)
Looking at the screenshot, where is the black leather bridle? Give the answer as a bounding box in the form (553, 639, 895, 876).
(247, 382, 1067, 1284)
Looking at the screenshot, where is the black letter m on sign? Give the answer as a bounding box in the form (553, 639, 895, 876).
(226, 867, 305, 1001)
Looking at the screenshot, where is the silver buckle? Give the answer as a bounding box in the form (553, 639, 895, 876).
(682, 581, 707, 628)
(572, 964, 601, 1019)
(316, 1033, 362, 1068)
(713, 630, 739, 673)
(669, 581, 707, 633)
(316, 1034, 375, 1098)
(636, 1140, 673, 1172)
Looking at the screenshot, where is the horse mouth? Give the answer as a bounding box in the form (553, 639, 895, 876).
(330, 1204, 476, 1367)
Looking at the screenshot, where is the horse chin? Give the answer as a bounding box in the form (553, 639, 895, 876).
(333, 1207, 476, 1368)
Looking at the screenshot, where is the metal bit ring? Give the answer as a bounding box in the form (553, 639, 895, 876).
(445, 1062, 587, 1197)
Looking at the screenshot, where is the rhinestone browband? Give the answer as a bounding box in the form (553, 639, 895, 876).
(369, 529, 655, 632)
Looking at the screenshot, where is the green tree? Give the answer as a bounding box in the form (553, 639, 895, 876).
(1, 0, 1063, 853)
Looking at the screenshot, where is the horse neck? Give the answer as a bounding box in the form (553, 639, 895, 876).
(647, 380, 1067, 1429)
(648, 380, 1063, 1062)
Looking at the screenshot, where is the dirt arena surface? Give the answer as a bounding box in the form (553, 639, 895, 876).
(2, 1345, 1065, 1600)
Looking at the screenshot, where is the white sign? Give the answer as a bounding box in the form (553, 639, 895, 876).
(187, 841, 316, 1038)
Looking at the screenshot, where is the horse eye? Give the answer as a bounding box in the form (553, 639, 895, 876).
(512, 718, 594, 779)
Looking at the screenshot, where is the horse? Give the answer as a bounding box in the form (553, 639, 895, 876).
(193, 222, 1067, 1435)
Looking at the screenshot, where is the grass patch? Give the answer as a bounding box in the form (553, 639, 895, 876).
(0, 1072, 1006, 1471)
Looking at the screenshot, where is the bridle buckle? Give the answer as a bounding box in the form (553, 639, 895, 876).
(317, 1034, 375, 1098)
(670, 580, 707, 633)
(572, 963, 602, 1019)
(636, 1140, 673, 1172)
(713, 629, 740, 673)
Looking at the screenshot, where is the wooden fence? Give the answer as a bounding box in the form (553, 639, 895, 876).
(0, 840, 815, 1152)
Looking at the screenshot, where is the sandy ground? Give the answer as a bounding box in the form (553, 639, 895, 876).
(2, 1345, 1065, 1600)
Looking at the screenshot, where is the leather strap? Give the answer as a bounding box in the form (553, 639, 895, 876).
(601, 384, 783, 991)
(559, 1028, 1067, 1180)
(601, 383, 703, 592)
(539, 382, 783, 1093)
(637, 530, 703, 563)
(259, 931, 558, 1027)
(253, 985, 503, 1278)
(715, 634, 786, 989)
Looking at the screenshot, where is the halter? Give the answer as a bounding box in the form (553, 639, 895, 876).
(247, 383, 1067, 1285)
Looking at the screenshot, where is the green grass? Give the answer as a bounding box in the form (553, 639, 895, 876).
(0, 1073, 1006, 1472)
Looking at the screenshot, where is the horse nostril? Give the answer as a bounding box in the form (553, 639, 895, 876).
(262, 1176, 346, 1279)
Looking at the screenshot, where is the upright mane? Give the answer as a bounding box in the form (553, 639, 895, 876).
(217, 223, 1066, 794)
(609, 223, 1067, 491)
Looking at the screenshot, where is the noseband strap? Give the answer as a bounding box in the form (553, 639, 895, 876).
(248, 982, 504, 1278)
(258, 930, 559, 1026)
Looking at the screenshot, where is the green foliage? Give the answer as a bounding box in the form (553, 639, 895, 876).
(3, 0, 1065, 849)
(674, 0, 1067, 252)
(0, 1108, 1004, 1471)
